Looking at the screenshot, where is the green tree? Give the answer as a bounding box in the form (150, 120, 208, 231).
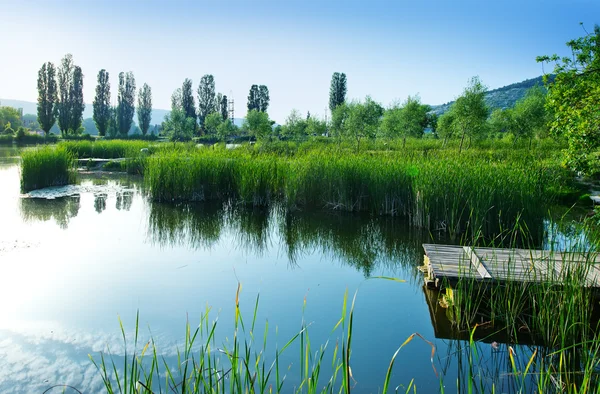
(258, 85, 269, 112)
(56, 54, 85, 135)
(57, 54, 74, 135)
(247, 85, 269, 112)
(220, 94, 228, 121)
(204, 112, 223, 136)
(162, 108, 195, 142)
(247, 85, 260, 112)
(70, 65, 85, 134)
(181, 78, 197, 129)
(510, 86, 547, 146)
(93, 69, 111, 136)
(427, 113, 439, 137)
(329, 72, 347, 112)
(217, 118, 236, 142)
(436, 107, 457, 146)
(537, 24, 600, 172)
(243, 110, 272, 141)
(281, 109, 307, 141)
(345, 96, 383, 151)
(37, 62, 58, 135)
(306, 116, 327, 137)
(198, 74, 216, 132)
(117, 71, 136, 137)
(453, 76, 489, 152)
(137, 83, 152, 135)
(107, 106, 118, 138)
(330, 103, 349, 145)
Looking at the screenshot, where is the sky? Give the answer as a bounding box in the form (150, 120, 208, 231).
(0, 0, 598, 123)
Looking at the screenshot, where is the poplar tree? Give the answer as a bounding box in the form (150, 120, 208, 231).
(137, 83, 152, 135)
(329, 72, 347, 112)
(36, 62, 58, 135)
(117, 71, 136, 136)
(181, 78, 197, 125)
(93, 69, 111, 136)
(198, 74, 216, 131)
(247, 85, 260, 111)
(220, 95, 228, 120)
(56, 54, 85, 135)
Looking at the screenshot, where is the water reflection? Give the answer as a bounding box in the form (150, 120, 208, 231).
(94, 193, 107, 213)
(20, 196, 81, 230)
(115, 191, 133, 211)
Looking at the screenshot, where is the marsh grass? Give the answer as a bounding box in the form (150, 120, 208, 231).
(90, 287, 363, 394)
(145, 141, 567, 238)
(20, 146, 75, 192)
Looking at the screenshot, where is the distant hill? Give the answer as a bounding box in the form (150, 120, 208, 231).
(0, 98, 244, 134)
(429, 75, 553, 115)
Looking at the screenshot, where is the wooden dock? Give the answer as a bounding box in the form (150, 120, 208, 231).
(422, 244, 600, 288)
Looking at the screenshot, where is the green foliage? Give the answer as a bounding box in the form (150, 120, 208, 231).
(3, 121, 14, 135)
(93, 69, 111, 137)
(216, 118, 237, 142)
(381, 95, 430, 145)
(452, 76, 489, 152)
(281, 109, 308, 141)
(20, 146, 75, 192)
(220, 94, 228, 120)
(204, 112, 223, 136)
(344, 96, 384, 151)
(162, 108, 195, 142)
(243, 110, 272, 141)
(137, 83, 152, 135)
(117, 71, 136, 137)
(247, 84, 270, 112)
(36, 62, 58, 135)
(56, 54, 85, 136)
(537, 24, 600, 174)
(329, 72, 347, 111)
(181, 78, 197, 128)
(0, 107, 23, 132)
(197, 75, 215, 131)
(306, 116, 327, 137)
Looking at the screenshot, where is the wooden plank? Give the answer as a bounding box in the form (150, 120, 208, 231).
(463, 246, 492, 279)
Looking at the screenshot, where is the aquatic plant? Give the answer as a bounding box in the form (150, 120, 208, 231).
(20, 146, 75, 192)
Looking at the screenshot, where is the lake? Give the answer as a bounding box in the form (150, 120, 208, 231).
(0, 146, 582, 393)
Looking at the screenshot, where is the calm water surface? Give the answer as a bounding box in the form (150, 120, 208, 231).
(0, 146, 578, 393)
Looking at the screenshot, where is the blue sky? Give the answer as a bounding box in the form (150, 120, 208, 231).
(1, 0, 598, 123)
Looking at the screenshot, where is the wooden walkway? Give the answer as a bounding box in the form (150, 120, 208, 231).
(422, 244, 600, 288)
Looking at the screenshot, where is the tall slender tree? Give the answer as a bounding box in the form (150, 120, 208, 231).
(247, 85, 260, 112)
(329, 72, 347, 112)
(220, 95, 228, 121)
(197, 74, 216, 131)
(57, 54, 74, 134)
(36, 62, 57, 135)
(69, 66, 85, 133)
(181, 78, 197, 124)
(93, 69, 111, 136)
(117, 71, 136, 136)
(137, 83, 152, 135)
(258, 85, 270, 112)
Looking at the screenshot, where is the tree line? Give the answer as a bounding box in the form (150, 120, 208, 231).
(36, 54, 154, 138)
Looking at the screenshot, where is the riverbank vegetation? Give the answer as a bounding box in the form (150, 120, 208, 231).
(20, 145, 75, 192)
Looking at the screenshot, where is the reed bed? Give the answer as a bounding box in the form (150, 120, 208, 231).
(145, 144, 568, 237)
(20, 146, 75, 192)
(60, 140, 154, 159)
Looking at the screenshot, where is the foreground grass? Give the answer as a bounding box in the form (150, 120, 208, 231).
(88, 280, 600, 394)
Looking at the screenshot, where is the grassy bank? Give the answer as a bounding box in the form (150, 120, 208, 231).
(20, 146, 75, 192)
